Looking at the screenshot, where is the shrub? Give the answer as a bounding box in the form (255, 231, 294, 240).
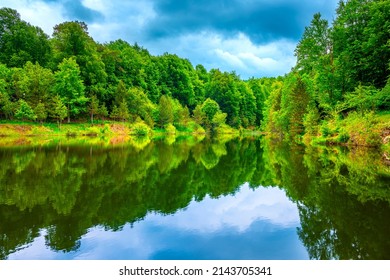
(132, 122, 150, 136)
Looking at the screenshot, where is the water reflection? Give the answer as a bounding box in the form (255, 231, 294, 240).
(0, 136, 389, 259)
(8, 185, 307, 260)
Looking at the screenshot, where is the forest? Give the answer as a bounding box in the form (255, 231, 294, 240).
(0, 0, 389, 145)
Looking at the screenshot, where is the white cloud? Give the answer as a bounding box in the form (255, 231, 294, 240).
(1, 0, 65, 36)
(146, 31, 296, 78)
(8, 184, 301, 259)
(2, 1, 296, 78)
(146, 183, 300, 232)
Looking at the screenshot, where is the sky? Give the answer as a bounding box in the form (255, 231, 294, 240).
(1, 0, 339, 79)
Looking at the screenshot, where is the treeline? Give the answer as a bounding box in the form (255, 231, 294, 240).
(0, 7, 270, 132)
(262, 0, 390, 144)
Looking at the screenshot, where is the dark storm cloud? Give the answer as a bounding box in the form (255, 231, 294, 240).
(146, 0, 335, 43)
(41, 0, 104, 23)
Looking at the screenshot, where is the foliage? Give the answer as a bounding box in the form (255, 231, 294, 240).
(53, 57, 87, 122)
(34, 101, 47, 123)
(158, 95, 174, 128)
(0, 4, 388, 142)
(131, 121, 150, 136)
(15, 99, 36, 121)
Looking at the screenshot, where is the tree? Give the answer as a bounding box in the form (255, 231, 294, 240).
(212, 111, 227, 130)
(127, 87, 155, 121)
(34, 101, 47, 124)
(98, 103, 108, 121)
(11, 61, 54, 107)
(206, 69, 241, 127)
(192, 104, 205, 126)
(294, 13, 330, 73)
(114, 80, 128, 106)
(0, 8, 51, 68)
(286, 76, 310, 136)
(0, 93, 15, 120)
(158, 95, 174, 128)
(15, 99, 36, 121)
(332, 0, 390, 89)
(89, 95, 99, 124)
(51, 21, 107, 93)
(53, 57, 87, 123)
(201, 98, 220, 124)
(238, 81, 257, 128)
(117, 100, 130, 122)
(51, 95, 67, 129)
(156, 54, 195, 108)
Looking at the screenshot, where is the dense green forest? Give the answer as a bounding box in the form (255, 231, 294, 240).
(0, 0, 389, 144)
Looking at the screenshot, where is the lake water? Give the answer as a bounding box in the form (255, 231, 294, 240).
(0, 136, 389, 260)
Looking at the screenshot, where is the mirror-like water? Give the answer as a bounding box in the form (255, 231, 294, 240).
(0, 136, 389, 259)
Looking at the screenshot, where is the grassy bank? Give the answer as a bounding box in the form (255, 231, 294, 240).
(303, 111, 390, 152)
(0, 118, 250, 137)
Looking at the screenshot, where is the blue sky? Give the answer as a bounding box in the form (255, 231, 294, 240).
(1, 0, 339, 78)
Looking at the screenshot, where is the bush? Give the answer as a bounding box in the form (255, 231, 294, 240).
(131, 122, 150, 136)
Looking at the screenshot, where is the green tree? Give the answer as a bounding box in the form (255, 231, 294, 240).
(114, 80, 128, 106)
(238, 81, 257, 128)
(332, 0, 390, 90)
(127, 87, 155, 121)
(34, 101, 47, 123)
(51, 21, 107, 95)
(0, 8, 51, 68)
(158, 95, 174, 128)
(294, 13, 330, 73)
(206, 69, 241, 127)
(201, 98, 220, 124)
(192, 104, 205, 126)
(51, 95, 68, 129)
(98, 102, 108, 121)
(11, 61, 54, 107)
(15, 99, 36, 121)
(0, 93, 15, 120)
(53, 57, 87, 123)
(89, 95, 99, 124)
(117, 99, 130, 122)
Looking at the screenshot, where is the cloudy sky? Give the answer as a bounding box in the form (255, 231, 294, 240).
(1, 0, 339, 78)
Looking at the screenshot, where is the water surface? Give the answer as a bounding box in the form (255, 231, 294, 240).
(0, 136, 389, 259)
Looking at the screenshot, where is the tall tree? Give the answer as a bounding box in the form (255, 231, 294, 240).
(88, 95, 99, 124)
(158, 95, 174, 128)
(0, 8, 51, 68)
(294, 13, 330, 73)
(53, 57, 87, 123)
(206, 69, 241, 127)
(51, 21, 107, 95)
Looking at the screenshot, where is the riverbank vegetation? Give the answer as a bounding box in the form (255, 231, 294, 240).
(0, 0, 389, 147)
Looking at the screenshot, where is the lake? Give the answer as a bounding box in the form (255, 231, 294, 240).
(0, 136, 389, 260)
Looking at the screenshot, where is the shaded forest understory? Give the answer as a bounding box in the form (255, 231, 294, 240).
(0, 0, 389, 149)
